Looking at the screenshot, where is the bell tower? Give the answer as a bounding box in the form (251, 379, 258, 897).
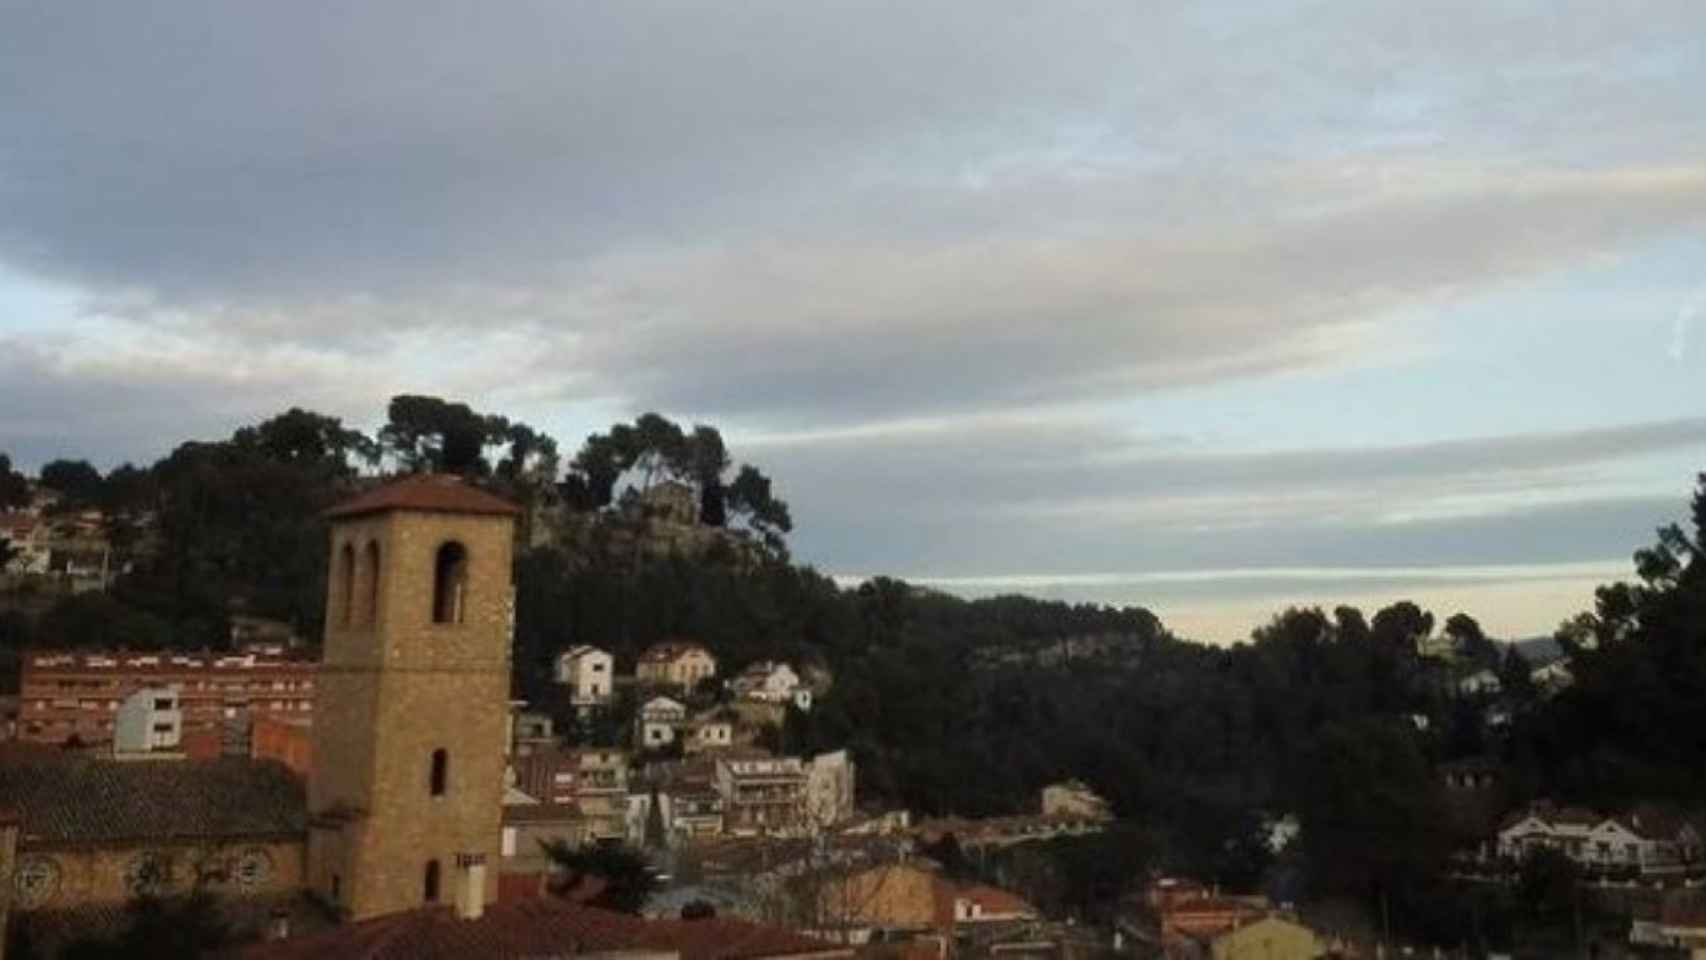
(307, 474, 518, 921)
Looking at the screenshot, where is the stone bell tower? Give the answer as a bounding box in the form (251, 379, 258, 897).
(306, 474, 518, 922)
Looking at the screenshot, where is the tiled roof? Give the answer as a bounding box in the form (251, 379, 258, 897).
(239, 898, 854, 960)
(503, 801, 586, 824)
(639, 641, 713, 664)
(324, 474, 521, 519)
(0, 756, 305, 847)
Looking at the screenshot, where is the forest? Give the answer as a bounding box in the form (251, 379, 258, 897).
(3, 398, 1704, 948)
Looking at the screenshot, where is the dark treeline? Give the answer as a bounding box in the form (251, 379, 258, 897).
(4, 402, 1705, 947)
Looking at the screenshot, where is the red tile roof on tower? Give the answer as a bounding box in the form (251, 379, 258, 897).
(239, 898, 854, 960)
(325, 473, 521, 519)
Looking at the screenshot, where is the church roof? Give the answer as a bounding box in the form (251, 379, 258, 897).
(0, 756, 305, 847)
(325, 474, 521, 519)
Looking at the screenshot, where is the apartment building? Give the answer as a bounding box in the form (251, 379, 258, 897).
(18, 650, 317, 757)
(716, 753, 809, 837)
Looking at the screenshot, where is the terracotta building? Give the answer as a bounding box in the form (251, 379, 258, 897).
(306, 473, 520, 922)
(17, 649, 316, 756)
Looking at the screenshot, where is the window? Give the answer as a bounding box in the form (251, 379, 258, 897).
(432, 542, 469, 624)
(338, 543, 356, 626)
(423, 860, 441, 903)
(430, 749, 448, 796)
(362, 540, 382, 626)
(154, 699, 173, 710)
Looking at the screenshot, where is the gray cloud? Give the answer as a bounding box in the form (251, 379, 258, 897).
(4, 3, 1706, 427)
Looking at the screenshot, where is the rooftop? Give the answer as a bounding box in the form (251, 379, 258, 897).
(0, 755, 305, 847)
(238, 898, 853, 960)
(324, 473, 521, 520)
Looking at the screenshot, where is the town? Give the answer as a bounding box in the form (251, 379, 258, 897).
(4, 7, 1706, 956)
(3, 429, 1706, 959)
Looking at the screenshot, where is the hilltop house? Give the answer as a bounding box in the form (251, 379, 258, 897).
(638, 641, 718, 689)
(637, 696, 689, 748)
(555, 645, 615, 710)
(1496, 804, 1705, 874)
(731, 661, 813, 711)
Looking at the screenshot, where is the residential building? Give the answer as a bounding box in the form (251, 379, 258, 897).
(718, 753, 810, 836)
(637, 641, 718, 689)
(307, 473, 520, 921)
(0, 512, 51, 575)
(814, 862, 1037, 948)
(732, 661, 813, 710)
(509, 708, 557, 756)
(111, 685, 182, 756)
(666, 779, 728, 841)
(501, 802, 592, 890)
(18, 649, 317, 756)
(684, 709, 737, 755)
(807, 750, 857, 829)
(1496, 803, 1705, 873)
(556, 644, 615, 708)
(637, 696, 690, 748)
(1458, 669, 1502, 696)
(1205, 915, 1320, 960)
(252, 715, 313, 778)
(1040, 780, 1111, 820)
(511, 747, 631, 841)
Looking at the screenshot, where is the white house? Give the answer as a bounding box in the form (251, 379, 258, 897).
(732, 661, 812, 710)
(806, 749, 857, 828)
(635, 696, 688, 748)
(555, 645, 614, 708)
(1497, 804, 1704, 873)
(112, 685, 182, 755)
(1459, 669, 1503, 697)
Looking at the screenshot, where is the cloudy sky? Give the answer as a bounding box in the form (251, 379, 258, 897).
(3, 2, 1704, 642)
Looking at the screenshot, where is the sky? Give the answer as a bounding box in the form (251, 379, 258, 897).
(2, 1, 1703, 643)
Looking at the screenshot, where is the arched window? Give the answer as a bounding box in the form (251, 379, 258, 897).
(338, 544, 356, 626)
(432, 542, 469, 625)
(362, 541, 382, 626)
(423, 860, 440, 903)
(430, 748, 448, 796)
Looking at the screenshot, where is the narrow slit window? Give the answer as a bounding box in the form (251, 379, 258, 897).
(430, 748, 448, 796)
(362, 541, 382, 626)
(338, 544, 356, 626)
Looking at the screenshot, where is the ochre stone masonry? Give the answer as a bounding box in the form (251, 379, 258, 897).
(308, 493, 515, 922)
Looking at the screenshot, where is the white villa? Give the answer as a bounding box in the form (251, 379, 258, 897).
(1497, 804, 1704, 874)
(555, 644, 614, 709)
(731, 660, 813, 710)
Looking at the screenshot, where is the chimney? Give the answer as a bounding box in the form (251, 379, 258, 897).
(455, 854, 488, 921)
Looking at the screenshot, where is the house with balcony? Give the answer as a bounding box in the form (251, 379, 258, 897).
(1496, 803, 1705, 875)
(717, 753, 809, 837)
